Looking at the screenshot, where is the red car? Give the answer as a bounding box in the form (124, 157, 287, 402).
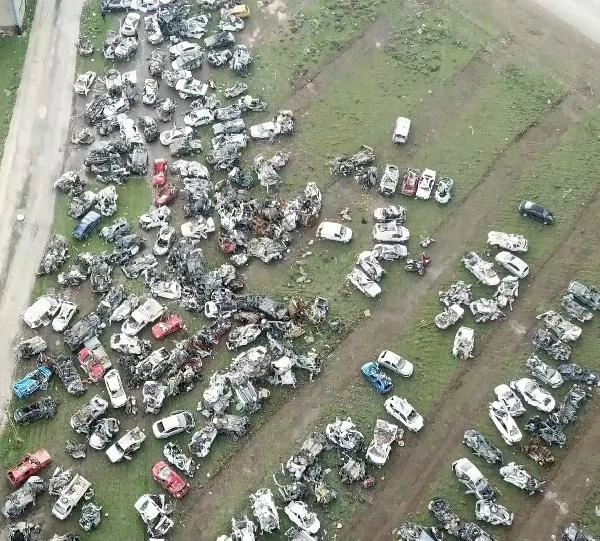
(154, 183, 177, 207)
(77, 348, 106, 382)
(152, 461, 190, 499)
(401, 168, 420, 197)
(7, 449, 52, 487)
(152, 158, 167, 187)
(151, 314, 184, 340)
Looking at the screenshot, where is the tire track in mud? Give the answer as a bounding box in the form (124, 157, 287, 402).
(351, 186, 600, 540)
(185, 89, 591, 536)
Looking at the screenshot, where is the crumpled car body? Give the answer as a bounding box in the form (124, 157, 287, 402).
(533, 328, 571, 361)
(284, 501, 320, 535)
(494, 383, 525, 417)
(563, 523, 598, 541)
(140, 206, 171, 230)
(434, 176, 453, 204)
(487, 231, 528, 252)
(452, 457, 495, 501)
(372, 222, 409, 243)
(475, 499, 513, 526)
(356, 251, 385, 281)
(188, 426, 218, 458)
(463, 429, 503, 463)
(461, 251, 500, 286)
(250, 488, 279, 534)
(361, 362, 392, 393)
(434, 304, 464, 329)
(499, 462, 544, 494)
(561, 294, 593, 322)
(325, 418, 364, 452)
(22, 295, 61, 329)
(510, 377, 555, 412)
(13, 366, 52, 399)
(70, 395, 109, 434)
(13, 397, 57, 425)
(378, 164, 400, 196)
(453, 326, 474, 360)
(537, 310, 582, 342)
(371, 243, 407, 261)
(557, 363, 600, 385)
(347, 267, 381, 298)
(226, 323, 261, 350)
(2, 476, 45, 518)
(74, 71, 96, 95)
(567, 280, 600, 310)
(488, 400, 522, 445)
(89, 417, 120, 450)
(526, 354, 564, 388)
(469, 298, 505, 323)
(366, 419, 399, 467)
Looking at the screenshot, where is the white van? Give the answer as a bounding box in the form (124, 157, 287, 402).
(392, 116, 411, 144)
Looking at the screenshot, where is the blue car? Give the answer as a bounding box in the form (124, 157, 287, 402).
(73, 211, 102, 240)
(13, 366, 52, 399)
(361, 362, 393, 394)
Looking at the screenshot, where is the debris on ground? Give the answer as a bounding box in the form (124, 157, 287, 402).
(79, 502, 102, 532)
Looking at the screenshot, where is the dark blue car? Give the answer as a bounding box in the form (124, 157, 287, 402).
(73, 211, 102, 240)
(361, 362, 393, 394)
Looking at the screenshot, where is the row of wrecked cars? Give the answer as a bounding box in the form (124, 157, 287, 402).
(400, 277, 600, 540)
(330, 144, 454, 203)
(218, 413, 413, 540)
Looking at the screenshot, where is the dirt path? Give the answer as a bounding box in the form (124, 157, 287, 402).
(0, 0, 85, 425)
(186, 79, 591, 534)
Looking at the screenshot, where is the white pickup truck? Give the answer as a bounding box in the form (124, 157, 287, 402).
(52, 474, 91, 520)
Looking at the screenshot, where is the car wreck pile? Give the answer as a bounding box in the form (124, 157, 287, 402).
(6, 1, 335, 538)
(417, 278, 600, 536)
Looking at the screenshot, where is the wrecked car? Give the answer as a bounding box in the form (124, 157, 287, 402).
(451, 457, 495, 501)
(522, 437, 555, 466)
(106, 426, 146, 463)
(563, 523, 598, 541)
(510, 378, 555, 412)
(561, 294, 593, 322)
(356, 251, 385, 281)
(7, 450, 52, 488)
(452, 326, 474, 360)
(122, 298, 164, 335)
(378, 164, 400, 196)
(347, 267, 381, 298)
(361, 362, 393, 393)
(134, 494, 174, 538)
(14, 335, 47, 361)
(434, 304, 464, 330)
(537, 310, 582, 342)
(326, 418, 364, 452)
(22, 295, 61, 329)
(3, 476, 45, 518)
(151, 461, 190, 499)
(526, 354, 564, 388)
(13, 397, 58, 425)
(434, 176, 453, 204)
(250, 488, 279, 534)
(372, 221, 409, 243)
(567, 280, 600, 310)
(557, 363, 599, 385)
(489, 400, 522, 445)
(533, 328, 572, 361)
(499, 462, 544, 494)
(163, 442, 196, 478)
(366, 419, 400, 467)
(284, 501, 320, 535)
(494, 383, 526, 417)
(70, 395, 109, 434)
(188, 426, 218, 458)
(461, 251, 500, 286)
(487, 231, 528, 252)
(463, 429, 503, 464)
(13, 366, 52, 399)
(385, 396, 423, 432)
(152, 411, 195, 439)
(89, 418, 120, 450)
(475, 500, 513, 527)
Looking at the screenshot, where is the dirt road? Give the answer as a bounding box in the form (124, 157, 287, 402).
(0, 0, 84, 425)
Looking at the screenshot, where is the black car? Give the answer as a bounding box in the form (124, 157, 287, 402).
(519, 200, 554, 224)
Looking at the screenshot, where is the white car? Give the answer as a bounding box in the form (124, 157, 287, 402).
(346, 268, 381, 298)
(316, 221, 352, 243)
(372, 222, 410, 243)
(366, 419, 398, 467)
(378, 165, 400, 196)
(52, 301, 78, 332)
(453, 326, 474, 360)
(106, 427, 146, 463)
(495, 251, 529, 278)
(134, 495, 174, 536)
(487, 231, 528, 253)
(384, 396, 423, 432)
(373, 205, 406, 223)
(159, 126, 193, 146)
(23, 295, 61, 328)
(284, 501, 320, 535)
(510, 378, 555, 412)
(153, 226, 175, 256)
(109, 333, 145, 355)
(488, 401, 522, 445)
(371, 243, 408, 261)
(415, 168, 436, 199)
(152, 411, 195, 439)
(356, 251, 385, 282)
(104, 369, 127, 408)
(392, 116, 411, 144)
(144, 14, 164, 44)
(168, 41, 201, 60)
(461, 251, 500, 286)
(451, 457, 495, 501)
(120, 12, 141, 36)
(525, 354, 563, 388)
(377, 350, 414, 377)
(493, 384, 525, 417)
(142, 78, 158, 105)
